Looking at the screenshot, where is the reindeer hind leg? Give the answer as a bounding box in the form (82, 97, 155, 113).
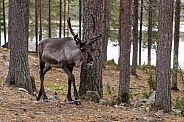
(41, 65, 51, 102)
(37, 60, 45, 101)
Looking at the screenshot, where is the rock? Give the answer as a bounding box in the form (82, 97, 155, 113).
(119, 105, 127, 110)
(0, 53, 4, 57)
(114, 104, 118, 108)
(146, 107, 150, 113)
(49, 95, 60, 101)
(143, 116, 155, 122)
(146, 91, 156, 104)
(134, 98, 147, 107)
(99, 99, 106, 104)
(86, 90, 100, 100)
(172, 109, 181, 114)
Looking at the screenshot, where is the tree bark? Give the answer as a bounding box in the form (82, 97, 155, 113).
(63, 0, 66, 37)
(5, 0, 37, 95)
(35, 0, 38, 53)
(79, 0, 103, 98)
(139, 0, 143, 66)
(48, 0, 51, 38)
(118, 0, 132, 102)
(131, 0, 138, 75)
(39, 0, 42, 41)
(148, 0, 153, 65)
(102, 0, 108, 68)
(155, 0, 173, 113)
(2, 0, 6, 46)
(171, 0, 180, 91)
(79, 0, 82, 39)
(59, 0, 62, 38)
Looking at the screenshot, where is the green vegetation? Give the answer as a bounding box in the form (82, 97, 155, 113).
(175, 95, 184, 116)
(142, 91, 150, 99)
(138, 64, 156, 91)
(106, 59, 118, 67)
(45, 82, 68, 94)
(0, 80, 2, 85)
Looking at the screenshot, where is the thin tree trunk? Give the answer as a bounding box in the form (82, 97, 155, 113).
(67, 0, 70, 36)
(59, 0, 62, 38)
(171, 0, 180, 91)
(148, 0, 153, 65)
(2, 0, 6, 46)
(48, 0, 51, 38)
(139, 0, 143, 66)
(119, 0, 132, 103)
(39, 0, 42, 41)
(0, 0, 2, 46)
(63, 0, 66, 37)
(155, 0, 173, 113)
(131, 0, 138, 76)
(35, 0, 38, 54)
(102, 0, 108, 68)
(79, 0, 82, 39)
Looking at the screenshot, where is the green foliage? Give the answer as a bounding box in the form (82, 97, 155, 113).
(142, 91, 150, 99)
(0, 80, 2, 85)
(106, 59, 118, 67)
(104, 83, 116, 95)
(139, 64, 156, 91)
(175, 96, 184, 116)
(106, 83, 112, 95)
(45, 82, 68, 94)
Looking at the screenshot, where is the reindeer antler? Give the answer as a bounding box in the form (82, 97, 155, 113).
(67, 18, 81, 44)
(91, 14, 95, 33)
(90, 14, 102, 42)
(91, 34, 102, 42)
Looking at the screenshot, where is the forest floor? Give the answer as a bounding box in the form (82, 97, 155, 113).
(0, 47, 184, 122)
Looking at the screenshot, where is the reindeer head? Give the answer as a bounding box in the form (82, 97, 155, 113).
(67, 17, 101, 66)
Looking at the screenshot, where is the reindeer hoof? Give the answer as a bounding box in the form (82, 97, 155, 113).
(66, 98, 74, 104)
(74, 99, 81, 105)
(36, 96, 40, 101)
(43, 99, 49, 102)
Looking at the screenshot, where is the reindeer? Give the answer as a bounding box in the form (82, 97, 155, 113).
(36, 17, 101, 105)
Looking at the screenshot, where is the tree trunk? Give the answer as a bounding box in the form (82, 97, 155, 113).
(79, 0, 82, 39)
(63, 0, 66, 37)
(79, 0, 103, 98)
(5, 0, 37, 95)
(139, 0, 143, 66)
(59, 0, 62, 38)
(171, 0, 180, 91)
(118, 0, 132, 102)
(102, 0, 108, 68)
(0, 0, 2, 46)
(67, 0, 70, 36)
(39, 0, 42, 41)
(148, 0, 153, 65)
(35, 0, 38, 54)
(2, 0, 6, 46)
(48, 0, 51, 38)
(155, 0, 173, 113)
(131, 0, 138, 76)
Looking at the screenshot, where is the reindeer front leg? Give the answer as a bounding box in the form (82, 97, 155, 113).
(62, 64, 81, 105)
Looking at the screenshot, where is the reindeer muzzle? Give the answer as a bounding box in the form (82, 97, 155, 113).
(87, 55, 94, 66)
